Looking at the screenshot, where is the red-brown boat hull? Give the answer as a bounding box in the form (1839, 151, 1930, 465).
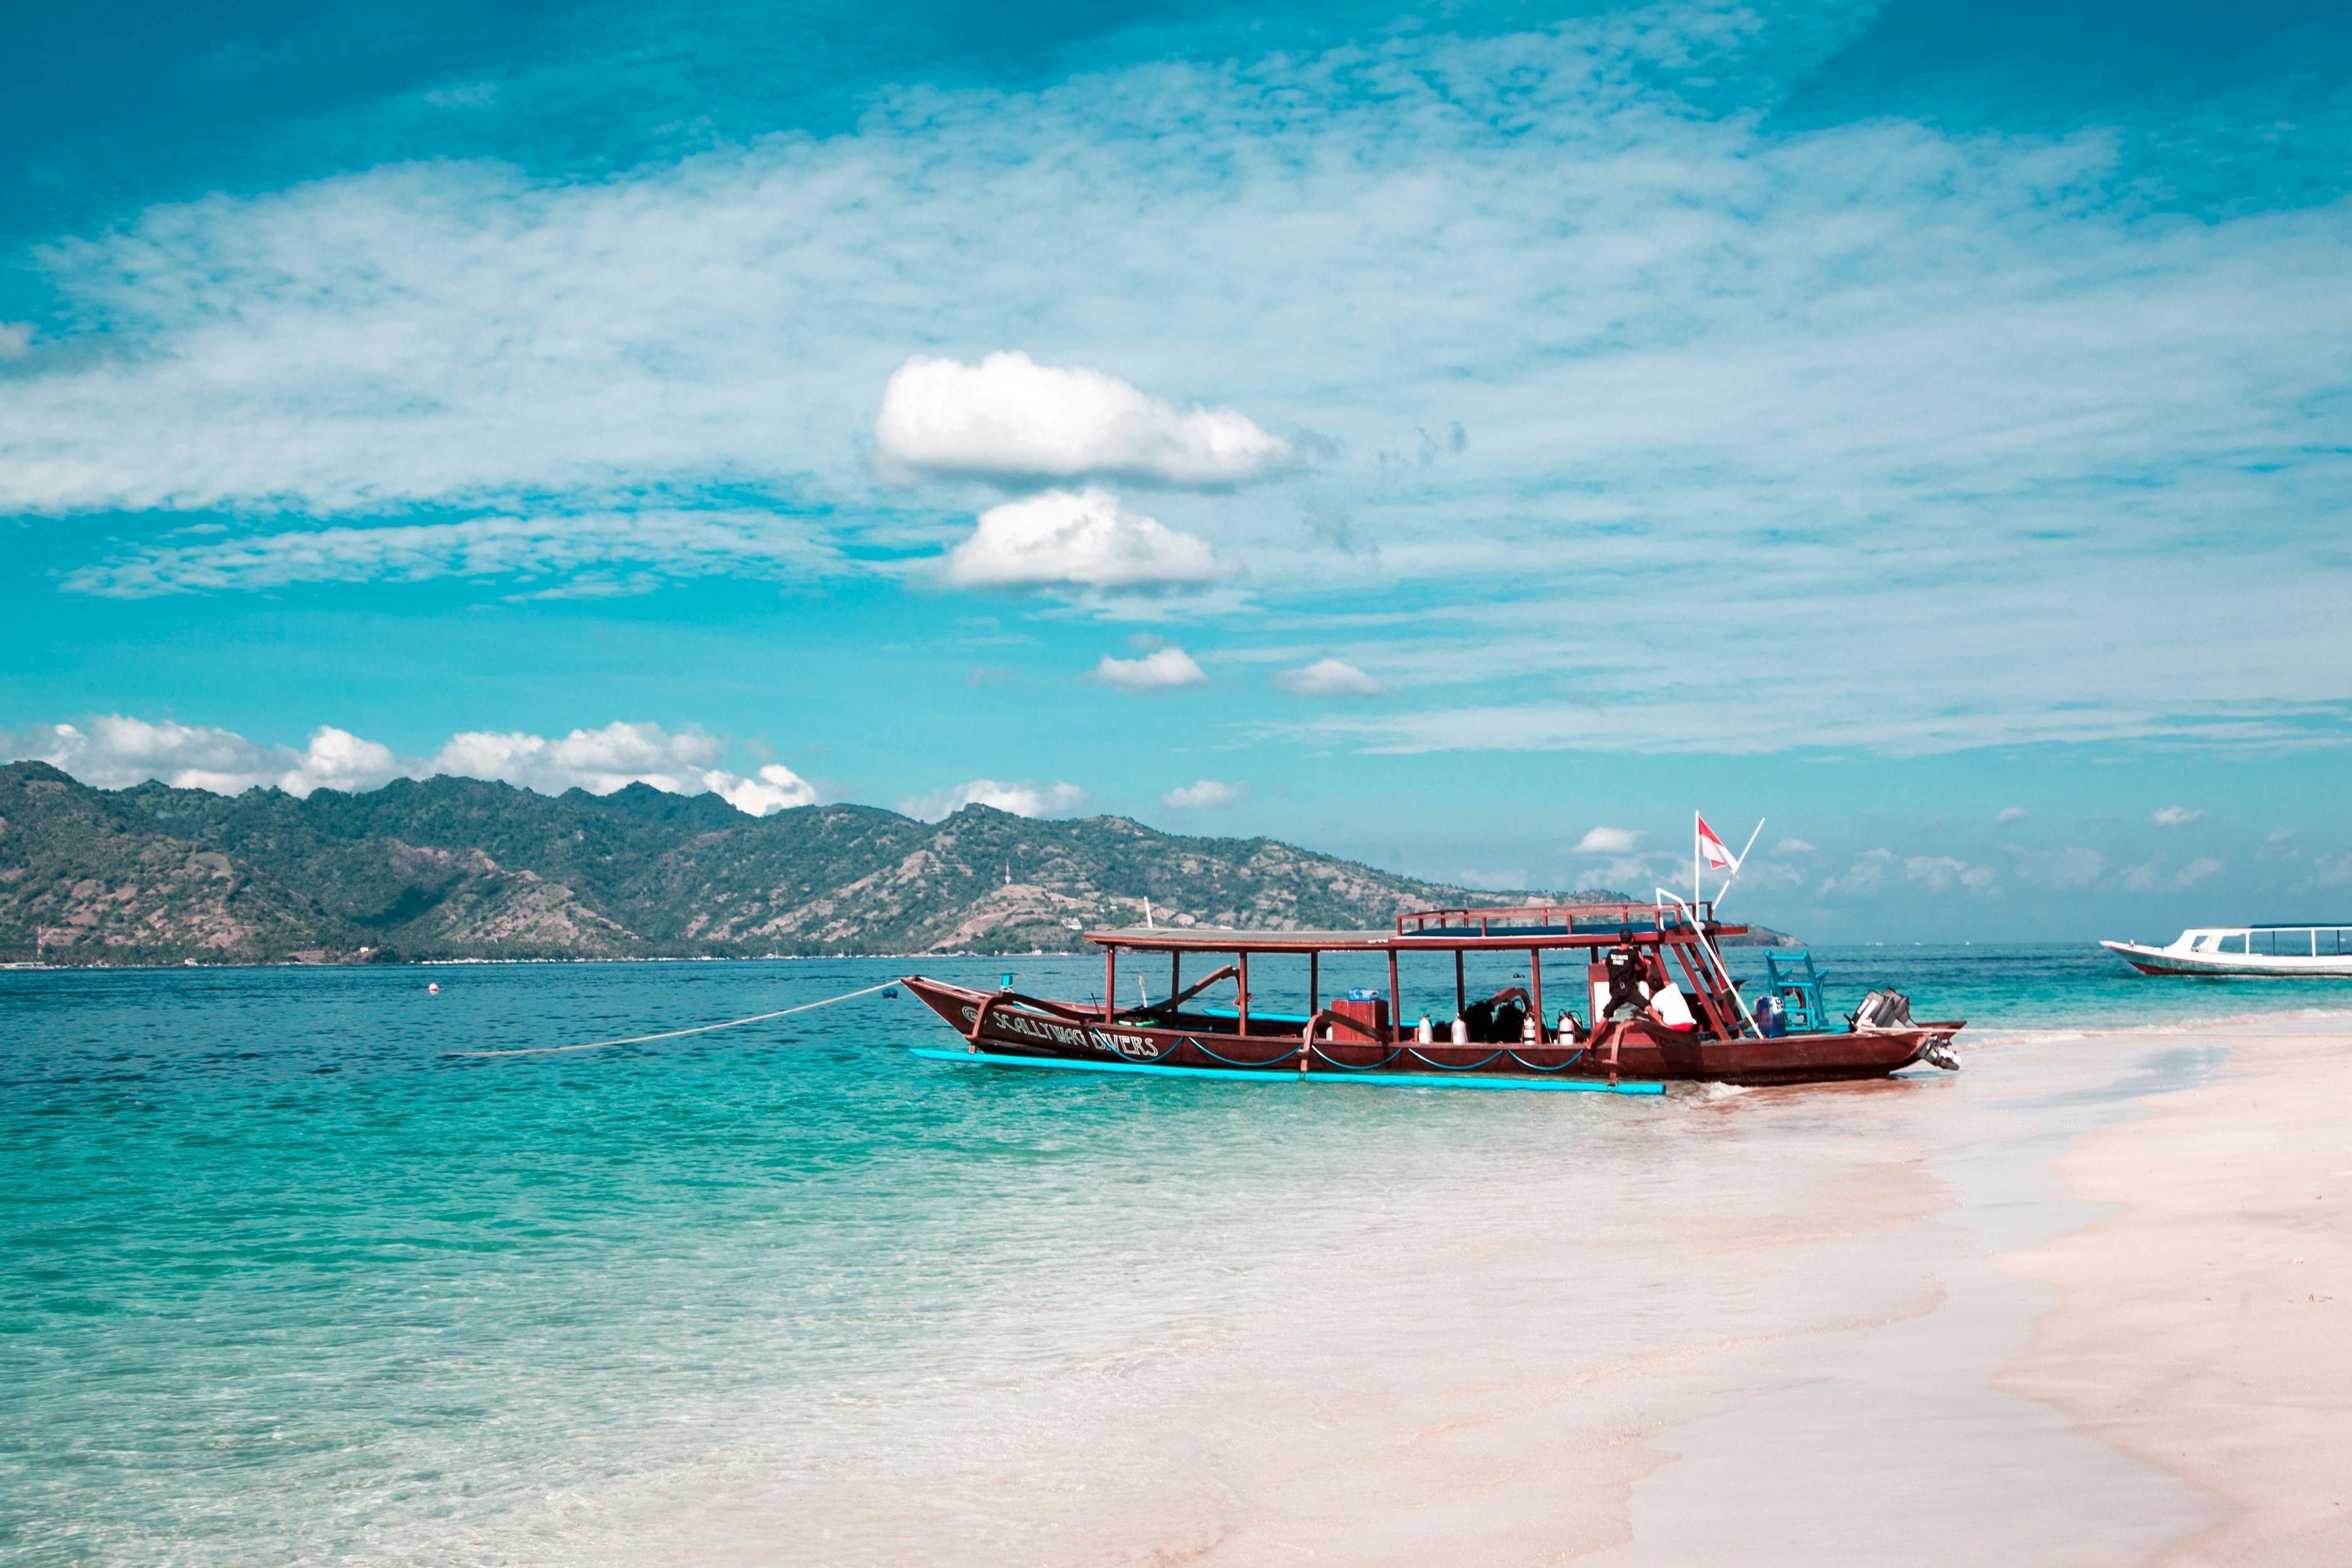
(899, 976, 1956, 1087)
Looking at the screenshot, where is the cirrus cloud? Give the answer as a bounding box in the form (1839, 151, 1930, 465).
(875, 351, 1292, 487)
(62, 510, 842, 599)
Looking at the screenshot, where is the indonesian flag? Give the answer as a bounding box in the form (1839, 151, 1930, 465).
(1697, 813, 1737, 870)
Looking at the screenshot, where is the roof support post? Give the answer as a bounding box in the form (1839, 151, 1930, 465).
(1105, 946, 1117, 1022)
(1170, 951, 1180, 1005)
(1532, 948, 1545, 1038)
(1387, 949, 1401, 1045)
(1309, 951, 1319, 1016)
(1237, 951, 1251, 1037)
(1455, 950, 1466, 1018)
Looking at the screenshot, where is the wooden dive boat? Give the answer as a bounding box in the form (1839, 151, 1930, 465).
(902, 900, 1963, 1090)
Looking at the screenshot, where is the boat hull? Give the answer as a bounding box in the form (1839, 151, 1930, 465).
(900, 976, 1955, 1087)
(2100, 940, 2352, 979)
(908, 1047, 1666, 1093)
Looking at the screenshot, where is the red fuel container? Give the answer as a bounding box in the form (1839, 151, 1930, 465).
(1333, 994, 1390, 1039)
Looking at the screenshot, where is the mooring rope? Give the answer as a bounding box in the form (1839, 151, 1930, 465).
(453, 979, 904, 1058)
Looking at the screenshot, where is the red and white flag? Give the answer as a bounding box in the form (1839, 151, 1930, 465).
(1696, 814, 1737, 870)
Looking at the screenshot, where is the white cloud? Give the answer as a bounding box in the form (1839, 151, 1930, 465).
(874, 351, 1291, 486)
(941, 488, 1233, 592)
(416, 721, 815, 812)
(1576, 826, 1639, 854)
(2313, 854, 2352, 886)
(2122, 863, 2159, 892)
(430, 721, 726, 797)
(1775, 838, 1818, 855)
(3, 714, 817, 814)
(63, 510, 838, 598)
(1, 716, 396, 795)
(899, 778, 1086, 821)
(0, 321, 30, 359)
(1996, 807, 2029, 825)
(9, 716, 266, 792)
(1090, 645, 1209, 692)
(2048, 847, 2108, 889)
(712, 765, 820, 815)
(1583, 855, 1654, 892)
(280, 726, 401, 795)
(1272, 658, 1385, 698)
(1161, 779, 1247, 810)
(2153, 806, 2206, 827)
(2173, 856, 2224, 889)
(4, 9, 2352, 754)
(1904, 855, 1998, 895)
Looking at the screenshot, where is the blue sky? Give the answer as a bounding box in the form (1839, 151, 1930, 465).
(4, 0, 2348, 941)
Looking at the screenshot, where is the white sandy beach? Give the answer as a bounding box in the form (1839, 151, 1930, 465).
(670, 1015, 2350, 1565)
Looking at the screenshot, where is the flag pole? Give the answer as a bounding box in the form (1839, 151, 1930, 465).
(1710, 818, 1768, 916)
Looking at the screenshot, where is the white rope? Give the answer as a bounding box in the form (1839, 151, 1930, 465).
(455, 979, 904, 1058)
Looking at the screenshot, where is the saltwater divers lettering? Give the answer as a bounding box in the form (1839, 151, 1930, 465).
(959, 1003, 1162, 1060)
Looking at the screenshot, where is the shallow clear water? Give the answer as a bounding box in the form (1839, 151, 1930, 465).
(2, 947, 2344, 1562)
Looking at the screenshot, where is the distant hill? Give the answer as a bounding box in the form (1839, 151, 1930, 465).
(0, 761, 1792, 966)
(0, 761, 1787, 968)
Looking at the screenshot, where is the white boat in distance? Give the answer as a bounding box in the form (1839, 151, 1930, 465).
(2102, 924, 2352, 978)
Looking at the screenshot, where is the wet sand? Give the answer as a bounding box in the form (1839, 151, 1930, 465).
(674, 1017, 2347, 1565)
(2001, 1023, 2352, 1565)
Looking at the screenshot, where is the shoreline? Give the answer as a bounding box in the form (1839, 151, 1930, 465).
(887, 1013, 2344, 1564)
(1999, 1021, 2351, 1562)
(651, 1014, 2316, 1565)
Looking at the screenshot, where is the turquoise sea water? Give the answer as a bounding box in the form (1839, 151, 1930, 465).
(4, 947, 2346, 1562)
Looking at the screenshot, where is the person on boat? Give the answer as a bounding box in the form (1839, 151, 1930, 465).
(1601, 945, 1649, 1022)
(1648, 983, 1698, 1033)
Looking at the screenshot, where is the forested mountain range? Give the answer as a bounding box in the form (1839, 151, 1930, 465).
(0, 761, 1800, 966)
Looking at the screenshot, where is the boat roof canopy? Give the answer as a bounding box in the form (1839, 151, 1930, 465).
(1089, 926, 1392, 953)
(1088, 900, 1746, 954)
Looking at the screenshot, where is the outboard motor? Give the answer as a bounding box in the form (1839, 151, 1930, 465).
(1850, 989, 1914, 1032)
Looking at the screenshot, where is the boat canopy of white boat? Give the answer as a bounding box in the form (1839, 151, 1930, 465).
(2100, 924, 2352, 977)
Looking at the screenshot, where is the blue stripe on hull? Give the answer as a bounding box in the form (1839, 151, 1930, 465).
(907, 1046, 1665, 1095)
